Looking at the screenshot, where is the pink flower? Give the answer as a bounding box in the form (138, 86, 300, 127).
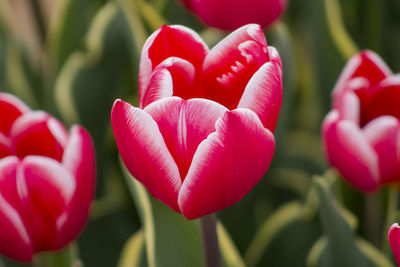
(322, 50, 400, 192)
(0, 93, 96, 262)
(388, 223, 400, 265)
(179, 0, 287, 31)
(112, 24, 282, 219)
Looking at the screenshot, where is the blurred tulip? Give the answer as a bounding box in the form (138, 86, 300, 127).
(0, 93, 95, 262)
(179, 0, 287, 31)
(112, 24, 282, 219)
(389, 223, 400, 264)
(322, 50, 400, 192)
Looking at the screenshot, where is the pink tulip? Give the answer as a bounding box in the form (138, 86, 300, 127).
(112, 24, 282, 219)
(179, 0, 287, 31)
(322, 50, 400, 192)
(0, 93, 95, 262)
(389, 223, 400, 265)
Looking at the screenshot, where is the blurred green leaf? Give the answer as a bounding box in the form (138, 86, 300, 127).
(308, 176, 394, 267)
(121, 159, 246, 267)
(121, 159, 205, 267)
(118, 229, 146, 267)
(34, 243, 81, 267)
(47, 0, 93, 71)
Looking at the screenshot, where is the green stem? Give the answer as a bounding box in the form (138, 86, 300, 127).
(382, 187, 398, 255)
(364, 192, 382, 247)
(200, 214, 222, 267)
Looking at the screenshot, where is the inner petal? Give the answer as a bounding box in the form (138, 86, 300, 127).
(202, 25, 269, 109)
(10, 112, 68, 161)
(361, 76, 400, 125)
(145, 97, 227, 180)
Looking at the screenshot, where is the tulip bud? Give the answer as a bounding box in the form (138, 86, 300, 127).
(0, 93, 95, 262)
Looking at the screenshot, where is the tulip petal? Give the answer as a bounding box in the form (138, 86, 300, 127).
(17, 156, 75, 251)
(182, 0, 286, 31)
(0, 132, 12, 158)
(322, 111, 379, 191)
(363, 116, 400, 184)
(203, 24, 270, 109)
(0, 156, 21, 210)
(238, 60, 282, 131)
(0, 192, 33, 262)
(333, 50, 392, 100)
(11, 112, 67, 161)
(389, 223, 400, 265)
(57, 126, 95, 248)
(145, 97, 228, 179)
(0, 93, 30, 135)
(332, 90, 360, 124)
(141, 58, 198, 108)
(139, 25, 208, 102)
(364, 75, 400, 123)
(111, 99, 182, 212)
(178, 109, 275, 219)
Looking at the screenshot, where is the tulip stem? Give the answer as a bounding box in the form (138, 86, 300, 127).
(382, 188, 399, 255)
(200, 213, 222, 267)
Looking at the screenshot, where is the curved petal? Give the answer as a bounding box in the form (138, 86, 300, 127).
(332, 90, 360, 124)
(389, 223, 400, 265)
(0, 132, 12, 158)
(111, 99, 182, 212)
(203, 24, 270, 109)
(57, 126, 95, 249)
(0, 192, 33, 262)
(0, 156, 21, 210)
(333, 50, 392, 99)
(10, 112, 67, 161)
(238, 60, 282, 132)
(178, 109, 275, 219)
(183, 0, 286, 31)
(139, 25, 209, 101)
(0, 93, 30, 135)
(141, 57, 198, 108)
(322, 111, 380, 191)
(363, 116, 400, 184)
(17, 156, 75, 251)
(145, 97, 228, 179)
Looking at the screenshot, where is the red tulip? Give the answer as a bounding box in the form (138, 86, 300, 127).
(322, 50, 400, 192)
(179, 0, 287, 31)
(112, 24, 282, 219)
(389, 223, 400, 265)
(0, 93, 95, 262)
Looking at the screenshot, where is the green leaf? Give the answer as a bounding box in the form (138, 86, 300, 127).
(118, 229, 146, 267)
(47, 0, 93, 71)
(121, 159, 246, 267)
(309, 177, 394, 267)
(54, 0, 145, 133)
(244, 200, 321, 267)
(121, 160, 205, 267)
(33, 243, 81, 267)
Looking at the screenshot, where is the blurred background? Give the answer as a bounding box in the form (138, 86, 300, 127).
(0, 0, 399, 266)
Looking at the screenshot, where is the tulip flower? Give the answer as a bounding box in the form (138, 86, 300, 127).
(389, 223, 400, 264)
(322, 50, 400, 192)
(0, 93, 95, 262)
(179, 0, 287, 31)
(112, 24, 282, 219)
